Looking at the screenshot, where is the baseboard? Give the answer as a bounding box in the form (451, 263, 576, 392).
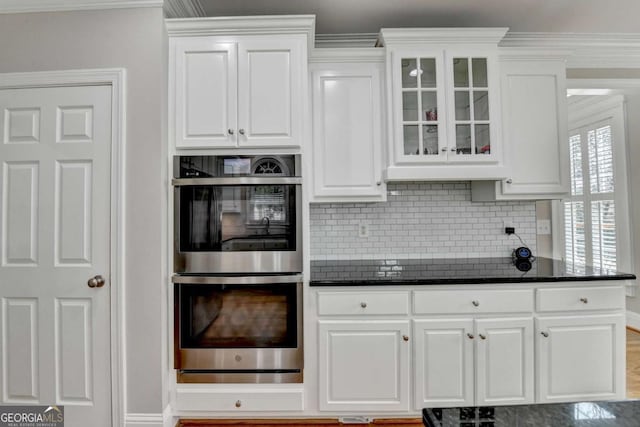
(125, 413, 165, 427)
(164, 405, 177, 427)
(627, 310, 640, 331)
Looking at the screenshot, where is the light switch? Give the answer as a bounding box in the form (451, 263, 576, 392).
(537, 219, 551, 235)
(358, 223, 369, 238)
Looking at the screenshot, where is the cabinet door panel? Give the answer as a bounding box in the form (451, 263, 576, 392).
(476, 317, 534, 405)
(537, 314, 625, 403)
(238, 38, 303, 147)
(500, 60, 569, 196)
(318, 320, 409, 412)
(391, 49, 447, 163)
(173, 39, 237, 148)
(311, 63, 385, 201)
(413, 319, 474, 408)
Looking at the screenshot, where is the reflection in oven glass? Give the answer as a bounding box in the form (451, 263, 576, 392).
(181, 284, 298, 349)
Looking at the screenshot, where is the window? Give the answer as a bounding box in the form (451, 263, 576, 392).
(563, 95, 631, 273)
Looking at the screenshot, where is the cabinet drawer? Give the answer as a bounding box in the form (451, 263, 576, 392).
(536, 286, 625, 312)
(413, 289, 533, 314)
(317, 291, 410, 316)
(174, 388, 304, 411)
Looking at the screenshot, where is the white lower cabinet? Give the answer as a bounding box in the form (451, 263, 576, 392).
(318, 320, 410, 412)
(413, 319, 474, 408)
(414, 317, 534, 409)
(475, 317, 534, 405)
(315, 283, 625, 414)
(536, 314, 626, 403)
(174, 386, 305, 412)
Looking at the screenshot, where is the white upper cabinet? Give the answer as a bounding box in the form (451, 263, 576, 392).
(379, 28, 508, 181)
(310, 50, 386, 202)
(168, 16, 314, 150)
(471, 53, 569, 200)
(172, 38, 237, 148)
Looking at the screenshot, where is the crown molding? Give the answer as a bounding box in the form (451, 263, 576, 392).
(310, 47, 385, 63)
(315, 33, 379, 48)
(378, 28, 509, 47)
(498, 47, 573, 61)
(0, 0, 162, 14)
(166, 15, 316, 50)
(163, 0, 204, 18)
(502, 32, 640, 68)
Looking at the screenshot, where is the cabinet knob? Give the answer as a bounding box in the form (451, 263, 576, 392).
(541, 331, 549, 338)
(450, 148, 456, 152)
(467, 333, 475, 340)
(235, 400, 242, 408)
(580, 297, 588, 304)
(479, 334, 486, 340)
(239, 129, 245, 135)
(360, 302, 367, 308)
(403, 335, 409, 342)
(505, 178, 513, 184)
(376, 181, 382, 186)
(441, 148, 447, 153)
(228, 129, 234, 135)
(472, 300, 480, 307)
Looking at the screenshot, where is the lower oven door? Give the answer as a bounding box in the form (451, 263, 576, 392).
(173, 274, 303, 383)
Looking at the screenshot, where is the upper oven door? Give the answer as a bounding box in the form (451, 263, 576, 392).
(173, 155, 302, 274)
(175, 181, 300, 253)
(173, 185, 302, 274)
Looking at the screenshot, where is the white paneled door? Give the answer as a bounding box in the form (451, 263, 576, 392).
(0, 85, 112, 427)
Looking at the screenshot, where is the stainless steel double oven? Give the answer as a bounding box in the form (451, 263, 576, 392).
(172, 155, 303, 383)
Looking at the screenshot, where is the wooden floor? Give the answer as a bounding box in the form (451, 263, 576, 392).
(627, 328, 640, 398)
(179, 328, 640, 426)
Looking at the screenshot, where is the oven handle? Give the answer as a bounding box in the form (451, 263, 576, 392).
(172, 274, 303, 285)
(172, 177, 302, 186)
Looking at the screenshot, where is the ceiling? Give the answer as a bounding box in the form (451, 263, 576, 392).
(196, 0, 640, 35)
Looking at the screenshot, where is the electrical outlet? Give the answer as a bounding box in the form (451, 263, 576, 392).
(537, 219, 551, 235)
(358, 223, 369, 238)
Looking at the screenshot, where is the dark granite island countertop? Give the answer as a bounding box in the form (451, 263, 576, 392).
(310, 257, 636, 286)
(423, 400, 640, 426)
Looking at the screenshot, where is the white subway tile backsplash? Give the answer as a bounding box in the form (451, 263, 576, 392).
(310, 182, 536, 260)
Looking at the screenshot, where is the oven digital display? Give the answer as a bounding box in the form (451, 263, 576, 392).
(223, 158, 251, 175)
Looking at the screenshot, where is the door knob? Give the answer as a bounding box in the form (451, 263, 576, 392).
(87, 275, 105, 288)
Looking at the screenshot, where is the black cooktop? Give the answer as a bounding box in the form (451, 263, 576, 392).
(309, 257, 635, 286)
(423, 401, 640, 426)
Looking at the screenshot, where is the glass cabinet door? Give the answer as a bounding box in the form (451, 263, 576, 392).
(399, 56, 442, 157)
(452, 57, 491, 156)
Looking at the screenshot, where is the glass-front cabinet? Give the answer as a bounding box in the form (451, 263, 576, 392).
(397, 54, 446, 158)
(381, 28, 508, 180)
(451, 57, 491, 156)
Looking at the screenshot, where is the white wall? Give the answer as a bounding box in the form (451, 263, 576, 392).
(623, 92, 640, 312)
(0, 8, 166, 414)
(566, 69, 640, 312)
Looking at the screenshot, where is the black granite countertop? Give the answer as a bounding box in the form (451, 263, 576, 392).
(309, 257, 636, 286)
(423, 400, 640, 426)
